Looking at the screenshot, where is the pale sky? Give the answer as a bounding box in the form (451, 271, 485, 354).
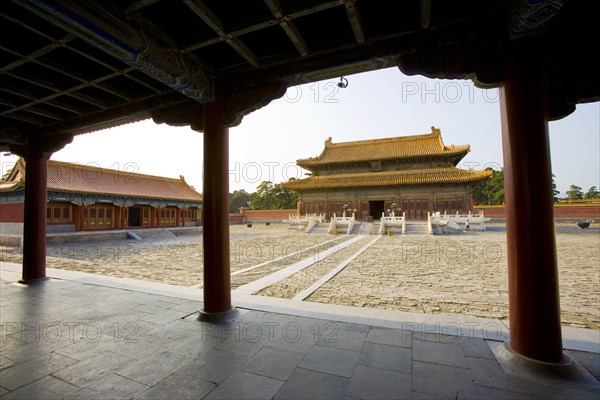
(1, 68, 599, 196)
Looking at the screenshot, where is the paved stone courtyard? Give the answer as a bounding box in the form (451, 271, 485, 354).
(1, 223, 599, 329)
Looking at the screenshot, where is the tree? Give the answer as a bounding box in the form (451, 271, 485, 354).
(552, 174, 560, 202)
(247, 180, 299, 210)
(469, 168, 504, 205)
(272, 180, 299, 209)
(229, 189, 252, 213)
(565, 185, 583, 200)
(584, 186, 600, 199)
(251, 181, 275, 210)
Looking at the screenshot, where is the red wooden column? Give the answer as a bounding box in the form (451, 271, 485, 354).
(21, 147, 49, 282)
(201, 96, 233, 314)
(156, 206, 161, 227)
(500, 41, 562, 362)
(78, 204, 85, 231)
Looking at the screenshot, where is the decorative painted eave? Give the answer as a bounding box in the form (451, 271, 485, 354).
(297, 127, 470, 170)
(282, 167, 492, 191)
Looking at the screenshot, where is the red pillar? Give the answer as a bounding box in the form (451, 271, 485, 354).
(202, 96, 233, 314)
(157, 206, 161, 227)
(21, 148, 49, 282)
(121, 206, 126, 229)
(78, 204, 85, 231)
(500, 41, 562, 362)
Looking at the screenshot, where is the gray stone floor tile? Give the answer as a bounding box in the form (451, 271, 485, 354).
(548, 385, 600, 400)
(365, 327, 412, 348)
(115, 350, 192, 386)
(477, 386, 547, 399)
(412, 331, 461, 345)
(167, 301, 202, 314)
(134, 309, 190, 326)
(134, 371, 215, 399)
(345, 365, 411, 399)
(0, 352, 79, 391)
(52, 350, 135, 387)
(331, 321, 371, 334)
(412, 361, 480, 399)
(274, 368, 349, 399)
(52, 334, 120, 361)
(179, 347, 249, 384)
(101, 335, 166, 361)
(566, 350, 600, 378)
(317, 328, 367, 352)
(0, 336, 71, 363)
(212, 333, 267, 357)
(65, 373, 148, 400)
(1, 375, 79, 399)
(358, 342, 411, 373)
(0, 386, 9, 396)
(460, 337, 496, 359)
(269, 327, 319, 354)
(413, 339, 469, 368)
(411, 391, 452, 399)
(0, 355, 15, 368)
(240, 346, 305, 380)
(466, 357, 550, 398)
(205, 370, 283, 399)
(164, 332, 221, 358)
(299, 345, 360, 378)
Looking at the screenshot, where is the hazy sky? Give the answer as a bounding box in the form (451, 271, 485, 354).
(2, 67, 598, 196)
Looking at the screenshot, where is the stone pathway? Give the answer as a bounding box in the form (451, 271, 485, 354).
(1, 269, 598, 399)
(1, 223, 598, 328)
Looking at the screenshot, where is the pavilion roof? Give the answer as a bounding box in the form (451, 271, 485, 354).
(3, 158, 203, 203)
(282, 167, 492, 191)
(297, 127, 469, 169)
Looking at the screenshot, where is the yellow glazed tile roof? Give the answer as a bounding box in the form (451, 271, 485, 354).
(282, 167, 492, 190)
(4, 158, 203, 202)
(297, 127, 470, 168)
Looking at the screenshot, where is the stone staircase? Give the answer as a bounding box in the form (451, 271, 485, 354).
(355, 222, 374, 235)
(404, 221, 431, 236)
(308, 223, 329, 235)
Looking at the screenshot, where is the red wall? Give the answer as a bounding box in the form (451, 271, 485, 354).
(229, 214, 244, 224)
(240, 209, 296, 221)
(0, 202, 24, 222)
(474, 204, 600, 219)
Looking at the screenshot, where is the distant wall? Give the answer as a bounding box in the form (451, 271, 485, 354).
(229, 214, 244, 224)
(474, 203, 600, 220)
(239, 209, 296, 222)
(0, 202, 24, 222)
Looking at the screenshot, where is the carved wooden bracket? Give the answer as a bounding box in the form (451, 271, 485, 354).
(9, 133, 74, 160)
(223, 81, 288, 127)
(151, 81, 289, 130)
(397, 40, 503, 89)
(151, 103, 204, 132)
(0, 126, 27, 147)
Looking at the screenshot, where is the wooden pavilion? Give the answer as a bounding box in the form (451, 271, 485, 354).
(0, 158, 202, 232)
(0, 0, 598, 366)
(284, 127, 492, 220)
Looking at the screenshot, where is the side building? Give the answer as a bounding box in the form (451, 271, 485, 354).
(0, 159, 202, 233)
(283, 127, 492, 220)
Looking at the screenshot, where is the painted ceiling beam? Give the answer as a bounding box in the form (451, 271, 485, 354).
(14, 0, 214, 102)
